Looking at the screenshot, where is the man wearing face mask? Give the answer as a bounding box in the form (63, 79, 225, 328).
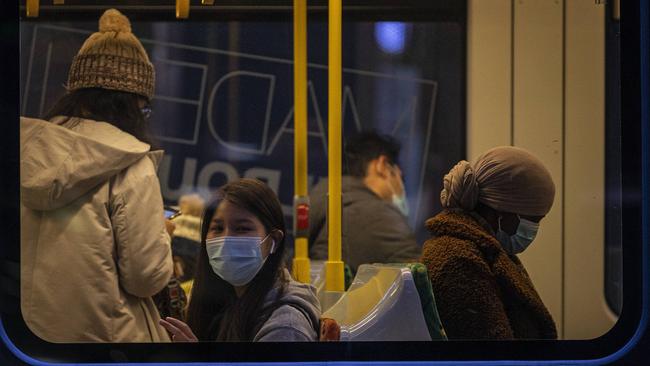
(420, 146, 557, 340)
(309, 131, 419, 274)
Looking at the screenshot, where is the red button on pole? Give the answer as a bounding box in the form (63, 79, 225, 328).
(296, 204, 309, 230)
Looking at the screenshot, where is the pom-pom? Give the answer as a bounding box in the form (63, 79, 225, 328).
(99, 9, 131, 33)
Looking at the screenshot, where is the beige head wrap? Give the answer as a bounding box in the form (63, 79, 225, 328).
(440, 146, 555, 216)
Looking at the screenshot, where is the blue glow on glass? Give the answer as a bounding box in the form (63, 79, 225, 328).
(375, 22, 407, 54)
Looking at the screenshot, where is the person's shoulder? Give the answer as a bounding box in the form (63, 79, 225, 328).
(110, 152, 160, 196)
(268, 304, 312, 326)
(265, 300, 318, 339)
(349, 196, 406, 226)
(255, 304, 317, 341)
(422, 229, 484, 266)
(279, 274, 320, 311)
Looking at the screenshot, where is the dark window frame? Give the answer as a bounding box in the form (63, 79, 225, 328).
(1, 0, 647, 363)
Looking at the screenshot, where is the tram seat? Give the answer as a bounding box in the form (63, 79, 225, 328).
(404, 263, 448, 340)
(309, 260, 354, 312)
(309, 260, 326, 292)
(320, 264, 433, 341)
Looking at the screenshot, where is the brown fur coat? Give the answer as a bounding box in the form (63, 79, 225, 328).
(420, 210, 557, 340)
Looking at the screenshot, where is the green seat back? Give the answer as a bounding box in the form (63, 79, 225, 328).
(406, 263, 448, 340)
(344, 263, 354, 290)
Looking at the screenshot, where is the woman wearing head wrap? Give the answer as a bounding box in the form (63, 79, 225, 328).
(20, 9, 173, 342)
(420, 146, 557, 339)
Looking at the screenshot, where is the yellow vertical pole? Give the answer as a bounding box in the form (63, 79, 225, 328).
(176, 0, 190, 19)
(26, 0, 39, 17)
(325, 0, 345, 292)
(291, 0, 311, 284)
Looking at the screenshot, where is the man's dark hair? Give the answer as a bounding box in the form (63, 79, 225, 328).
(343, 130, 401, 177)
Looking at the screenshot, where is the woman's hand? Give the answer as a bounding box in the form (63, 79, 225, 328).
(165, 219, 176, 236)
(159, 317, 198, 342)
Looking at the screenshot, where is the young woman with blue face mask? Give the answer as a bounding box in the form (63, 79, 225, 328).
(419, 146, 557, 340)
(159, 178, 321, 342)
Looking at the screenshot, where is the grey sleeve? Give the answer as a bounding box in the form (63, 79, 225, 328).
(254, 306, 318, 342)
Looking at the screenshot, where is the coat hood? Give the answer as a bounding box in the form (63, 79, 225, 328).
(20, 116, 156, 211)
(260, 269, 321, 335)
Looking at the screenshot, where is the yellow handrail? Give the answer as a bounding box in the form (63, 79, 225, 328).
(325, 0, 345, 292)
(176, 0, 189, 19)
(291, 0, 311, 284)
(26, 0, 39, 17)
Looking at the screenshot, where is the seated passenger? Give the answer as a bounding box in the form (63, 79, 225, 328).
(420, 146, 557, 339)
(309, 131, 420, 273)
(160, 178, 321, 342)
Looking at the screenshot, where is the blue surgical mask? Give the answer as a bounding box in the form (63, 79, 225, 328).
(392, 194, 410, 217)
(205, 235, 274, 286)
(388, 164, 409, 217)
(497, 215, 540, 255)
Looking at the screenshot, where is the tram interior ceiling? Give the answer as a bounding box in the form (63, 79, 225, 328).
(8, 0, 647, 363)
(19, 0, 465, 21)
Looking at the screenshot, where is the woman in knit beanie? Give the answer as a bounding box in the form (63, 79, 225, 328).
(419, 146, 558, 340)
(43, 8, 155, 140)
(20, 9, 174, 342)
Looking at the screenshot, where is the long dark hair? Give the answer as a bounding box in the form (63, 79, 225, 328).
(43, 88, 152, 145)
(186, 178, 288, 341)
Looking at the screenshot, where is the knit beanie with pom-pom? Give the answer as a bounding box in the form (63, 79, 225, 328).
(67, 9, 155, 100)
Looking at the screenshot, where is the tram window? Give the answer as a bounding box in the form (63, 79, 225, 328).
(18, 16, 464, 346)
(19, 20, 464, 246)
(10, 1, 648, 363)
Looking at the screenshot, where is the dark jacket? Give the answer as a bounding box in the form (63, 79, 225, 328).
(420, 209, 557, 340)
(309, 176, 420, 272)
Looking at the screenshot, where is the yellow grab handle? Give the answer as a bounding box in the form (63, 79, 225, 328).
(292, 238, 311, 283)
(325, 0, 344, 292)
(292, 0, 311, 284)
(26, 0, 39, 17)
(201, 0, 215, 4)
(325, 261, 344, 292)
(53, 0, 64, 4)
(294, 0, 308, 199)
(176, 0, 189, 19)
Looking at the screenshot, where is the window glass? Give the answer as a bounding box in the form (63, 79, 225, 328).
(19, 20, 464, 245)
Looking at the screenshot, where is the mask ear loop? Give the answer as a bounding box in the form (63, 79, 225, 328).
(262, 231, 282, 254)
(270, 229, 285, 254)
